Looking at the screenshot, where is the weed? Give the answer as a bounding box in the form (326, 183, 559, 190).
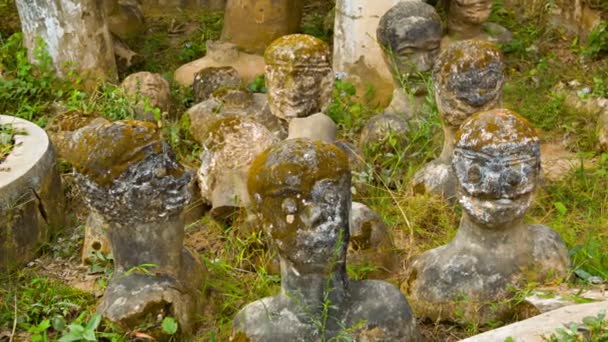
(543, 311, 608, 341)
(247, 74, 267, 93)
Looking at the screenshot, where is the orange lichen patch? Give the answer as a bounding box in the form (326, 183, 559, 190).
(436, 39, 502, 78)
(248, 139, 349, 201)
(264, 34, 330, 67)
(456, 109, 539, 151)
(63, 120, 163, 187)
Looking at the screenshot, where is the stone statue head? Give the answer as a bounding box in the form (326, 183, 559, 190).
(248, 139, 351, 274)
(376, 1, 442, 82)
(264, 34, 333, 120)
(448, 0, 493, 38)
(434, 39, 504, 128)
(452, 109, 541, 228)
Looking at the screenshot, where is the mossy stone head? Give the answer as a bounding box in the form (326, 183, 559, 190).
(63, 120, 165, 187)
(434, 39, 504, 127)
(248, 139, 351, 273)
(453, 109, 540, 228)
(264, 34, 331, 68)
(264, 34, 334, 119)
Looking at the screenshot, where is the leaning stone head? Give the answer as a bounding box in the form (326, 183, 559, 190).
(453, 109, 541, 228)
(63, 120, 191, 225)
(248, 139, 351, 274)
(449, 0, 492, 34)
(434, 39, 504, 128)
(264, 34, 333, 120)
(376, 1, 442, 81)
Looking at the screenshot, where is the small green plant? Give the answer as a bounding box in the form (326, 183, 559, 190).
(58, 313, 102, 342)
(0, 123, 24, 163)
(543, 312, 608, 341)
(161, 316, 178, 336)
(579, 22, 608, 59)
(247, 74, 267, 93)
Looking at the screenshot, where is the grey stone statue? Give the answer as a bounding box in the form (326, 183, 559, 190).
(403, 109, 571, 325)
(265, 34, 334, 121)
(376, 1, 442, 119)
(233, 139, 420, 341)
(411, 39, 505, 200)
(63, 120, 205, 333)
(443, 0, 513, 48)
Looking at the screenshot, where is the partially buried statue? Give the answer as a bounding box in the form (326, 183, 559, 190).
(403, 109, 570, 325)
(233, 139, 421, 341)
(443, 0, 513, 48)
(411, 39, 504, 200)
(376, 1, 442, 119)
(62, 120, 205, 333)
(265, 34, 333, 121)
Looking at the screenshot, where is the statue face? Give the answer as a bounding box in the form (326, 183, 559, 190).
(434, 40, 504, 128)
(451, 0, 492, 25)
(264, 34, 333, 120)
(453, 146, 539, 228)
(258, 174, 350, 273)
(249, 139, 351, 273)
(389, 22, 441, 77)
(377, 1, 442, 81)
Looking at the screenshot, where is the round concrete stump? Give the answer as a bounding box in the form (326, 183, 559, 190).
(0, 115, 65, 270)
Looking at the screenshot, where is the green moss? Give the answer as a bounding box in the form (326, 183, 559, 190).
(456, 109, 538, 151)
(64, 120, 163, 187)
(264, 34, 330, 66)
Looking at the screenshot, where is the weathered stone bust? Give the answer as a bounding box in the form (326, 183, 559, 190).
(265, 34, 333, 120)
(197, 116, 278, 219)
(376, 1, 442, 118)
(403, 109, 570, 325)
(448, 0, 492, 40)
(63, 120, 205, 333)
(412, 40, 504, 199)
(234, 139, 420, 341)
(120, 71, 172, 121)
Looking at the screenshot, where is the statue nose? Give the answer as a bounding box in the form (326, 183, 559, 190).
(483, 171, 502, 198)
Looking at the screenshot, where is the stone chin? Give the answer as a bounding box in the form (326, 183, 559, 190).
(459, 193, 534, 228)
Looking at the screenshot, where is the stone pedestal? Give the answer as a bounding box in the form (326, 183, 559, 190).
(15, 0, 117, 82)
(221, 0, 303, 54)
(174, 41, 264, 87)
(333, 0, 402, 106)
(0, 115, 65, 270)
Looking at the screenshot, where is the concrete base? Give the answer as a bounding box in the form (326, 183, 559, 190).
(0, 115, 65, 270)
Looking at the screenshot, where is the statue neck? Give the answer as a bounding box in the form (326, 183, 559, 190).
(439, 125, 457, 163)
(455, 213, 527, 248)
(448, 16, 484, 39)
(280, 257, 348, 317)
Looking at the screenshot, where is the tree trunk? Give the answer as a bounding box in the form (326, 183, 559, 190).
(15, 0, 117, 82)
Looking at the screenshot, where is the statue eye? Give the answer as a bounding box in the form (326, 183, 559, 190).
(505, 170, 522, 187)
(467, 165, 482, 184)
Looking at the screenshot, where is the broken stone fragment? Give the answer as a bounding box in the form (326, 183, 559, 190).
(120, 71, 172, 121)
(287, 112, 336, 143)
(187, 88, 287, 144)
(359, 113, 409, 154)
(403, 109, 571, 325)
(197, 116, 278, 219)
(0, 115, 66, 270)
(192, 66, 242, 103)
(348, 202, 399, 279)
(63, 120, 205, 333)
